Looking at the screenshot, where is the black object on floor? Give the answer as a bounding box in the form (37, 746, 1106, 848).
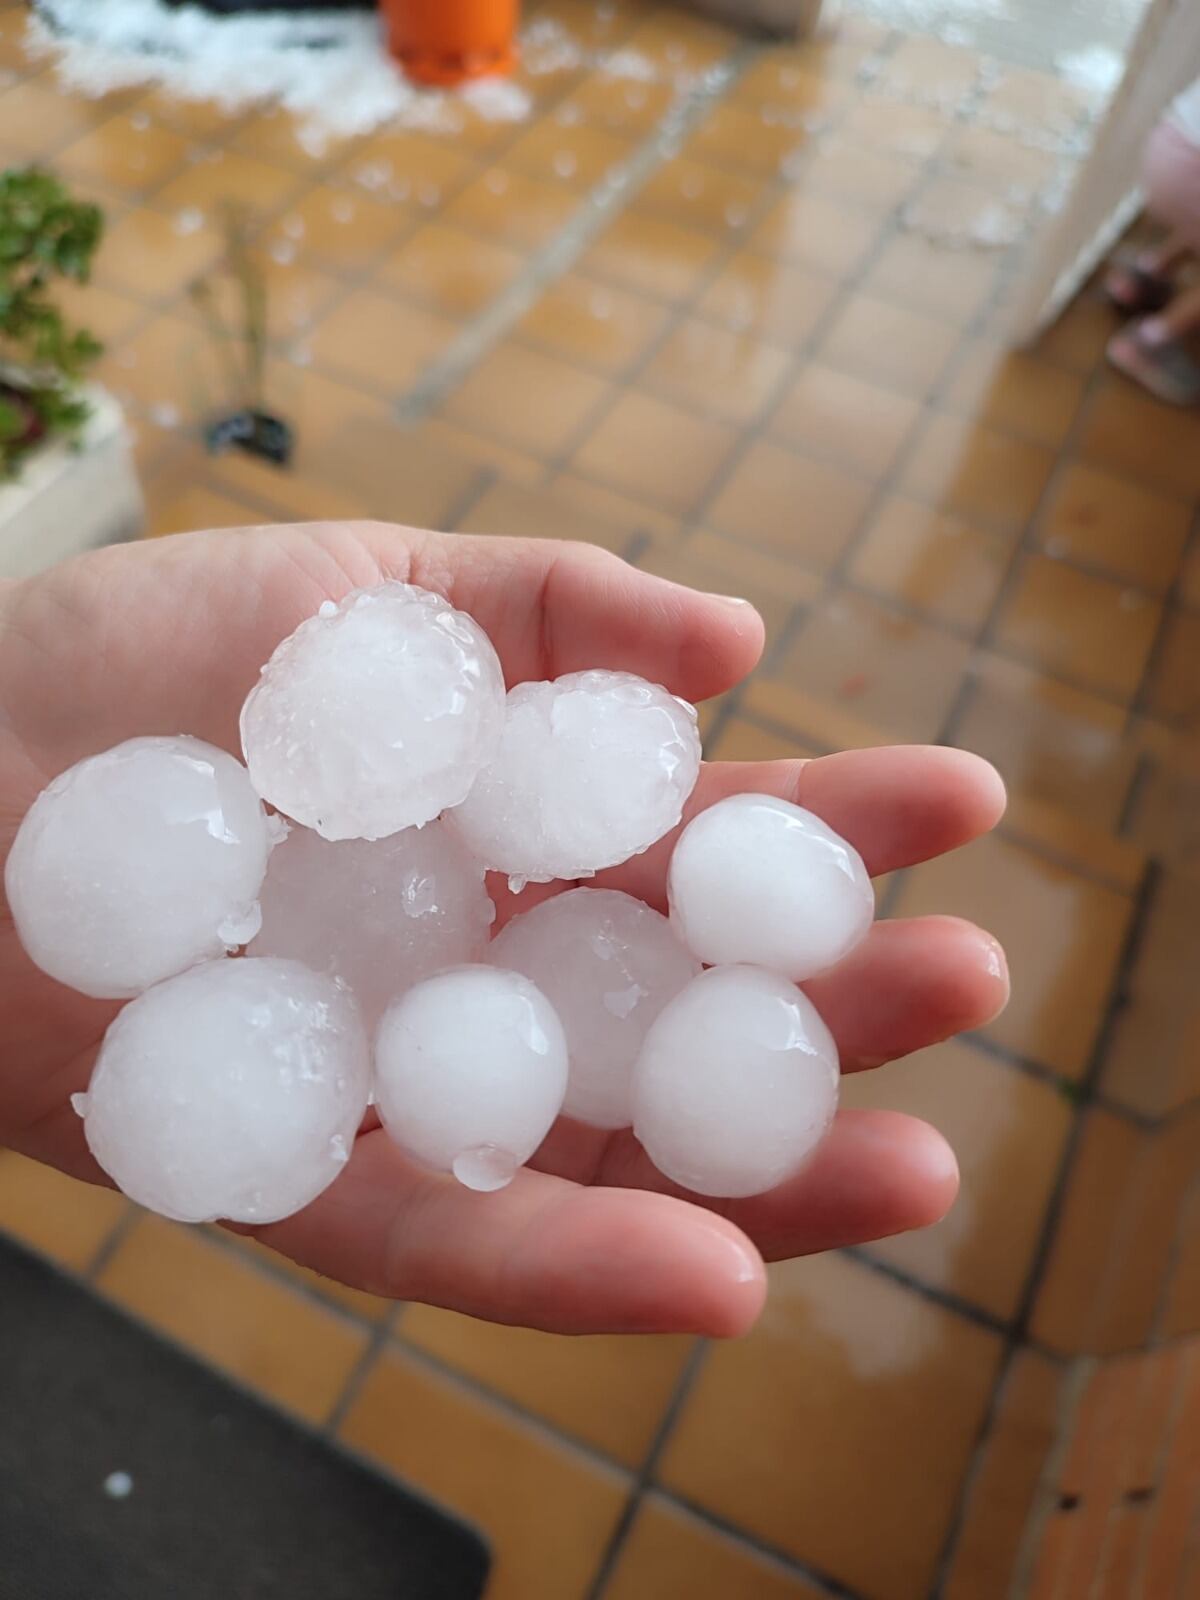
(0, 1234, 490, 1600)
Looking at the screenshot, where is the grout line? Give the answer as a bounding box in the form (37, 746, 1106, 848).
(392, 44, 764, 428)
(322, 1303, 401, 1440)
(83, 1202, 141, 1283)
(1003, 1353, 1097, 1600)
(651, 1489, 873, 1600)
(385, 1331, 636, 1480)
(842, 1246, 1014, 1339)
(583, 1338, 712, 1600)
(198, 1219, 397, 1337)
(929, 855, 1161, 1596)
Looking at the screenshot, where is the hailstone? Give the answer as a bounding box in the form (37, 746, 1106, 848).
(668, 793, 873, 979)
(633, 965, 839, 1198)
(488, 888, 700, 1128)
(5, 736, 276, 999)
(449, 671, 702, 886)
(76, 958, 370, 1224)
(250, 819, 494, 1029)
(374, 965, 568, 1191)
(240, 583, 505, 842)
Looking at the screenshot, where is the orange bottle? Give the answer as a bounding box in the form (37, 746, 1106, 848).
(381, 0, 520, 87)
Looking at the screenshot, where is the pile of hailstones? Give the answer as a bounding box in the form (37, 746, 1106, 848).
(6, 584, 875, 1225)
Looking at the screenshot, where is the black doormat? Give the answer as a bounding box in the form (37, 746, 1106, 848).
(0, 1234, 490, 1600)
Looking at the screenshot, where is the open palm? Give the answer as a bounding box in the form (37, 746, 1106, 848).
(0, 521, 1008, 1337)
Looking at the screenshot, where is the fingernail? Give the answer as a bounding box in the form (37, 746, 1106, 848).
(708, 592, 753, 607)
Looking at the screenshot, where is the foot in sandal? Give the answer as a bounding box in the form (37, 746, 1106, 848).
(1107, 316, 1200, 405)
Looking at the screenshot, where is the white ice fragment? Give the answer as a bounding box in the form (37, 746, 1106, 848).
(103, 1472, 134, 1500)
(250, 819, 494, 1029)
(81, 958, 370, 1224)
(449, 671, 701, 883)
(668, 793, 873, 980)
(240, 583, 505, 842)
(374, 966, 568, 1188)
(633, 965, 839, 1198)
(173, 206, 205, 236)
(5, 737, 275, 999)
(488, 887, 700, 1128)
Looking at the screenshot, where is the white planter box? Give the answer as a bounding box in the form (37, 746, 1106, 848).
(0, 386, 144, 582)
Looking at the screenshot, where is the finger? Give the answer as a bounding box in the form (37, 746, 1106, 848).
(806, 914, 1009, 1070)
(253, 1128, 766, 1337)
(599, 744, 1007, 907)
(726, 1110, 960, 1262)
(5, 525, 763, 773)
(421, 530, 765, 702)
(584, 1109, 959, 1262)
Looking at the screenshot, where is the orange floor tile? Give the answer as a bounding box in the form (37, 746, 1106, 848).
(3, 0, 1200, 1596)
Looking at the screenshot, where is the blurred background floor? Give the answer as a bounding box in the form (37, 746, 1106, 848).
(0, 1, 1198, 1597)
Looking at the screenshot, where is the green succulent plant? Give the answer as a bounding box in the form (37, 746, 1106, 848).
(0, 166, 104, 479)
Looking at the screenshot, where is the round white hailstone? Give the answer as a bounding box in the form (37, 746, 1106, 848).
(449, 671, 702, 886)
(374, 966, 568, 1192)
(77, 958, 370, 1225)
(667, 793, 873, 980)
(250, 819, 495, 1029)
(240, 584, 505, 842)
(488, 888, 701, 1129)
(5, 736, 276, 1000)
(633, 965, 839, 1198)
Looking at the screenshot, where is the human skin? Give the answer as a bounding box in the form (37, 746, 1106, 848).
(0, 521, 1009, 1337)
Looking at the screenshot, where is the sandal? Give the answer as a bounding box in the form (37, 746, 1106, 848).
(1104, 258, 1175, 316)
(1107, 320, 1200, 406)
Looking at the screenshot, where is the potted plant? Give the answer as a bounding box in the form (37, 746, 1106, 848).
(189, 204, 294, 467)
(0, 166, 142, 579)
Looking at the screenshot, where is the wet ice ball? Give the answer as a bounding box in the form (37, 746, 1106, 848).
(77, 958, 370, 1224)
(374, 965, 568, 1191)
(240, 583, 505, 841)
(5, 736, 276, 999)
(668, 793, 873, 979)
(449, 671, 702, 886)
(489, 888, 700, 1129)
(633, 965, 839, 1198)
(250, 819, 494, 1029)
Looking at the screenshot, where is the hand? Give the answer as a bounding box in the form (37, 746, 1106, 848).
(0, 521, 1008, 1337)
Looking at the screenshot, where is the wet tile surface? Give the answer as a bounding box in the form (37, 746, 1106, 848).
(5, 1, 1200, 1595)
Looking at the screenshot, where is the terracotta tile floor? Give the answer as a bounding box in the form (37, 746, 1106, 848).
(2, 1, 1199, 1597)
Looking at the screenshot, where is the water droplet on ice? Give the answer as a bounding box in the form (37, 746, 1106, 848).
(452, 1145, 518, 1192)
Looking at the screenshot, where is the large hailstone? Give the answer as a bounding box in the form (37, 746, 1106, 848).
(489, 888, 701, 1129)
(5, 736, 276, 999)
(374, 965, 568, 1192)
(668, 793, 873, 979)
(240, 584, 505, 842)
(76, 958, 370, 1224)
(249, 819, 494, 1029)
(449, 671, 702, 887)
(633, 965, 839, 1198)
